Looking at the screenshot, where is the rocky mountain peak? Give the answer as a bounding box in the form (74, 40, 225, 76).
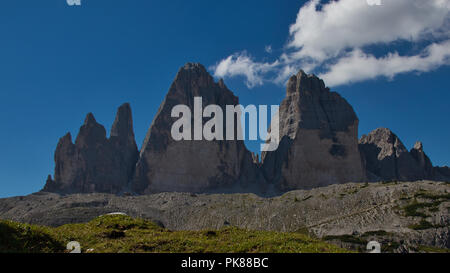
(262, 68, 364, 190)
(58, 132, 73, 146)
(410, 141, 433, 179)
(286, 70, 327, 95)
(84, 112, 97, 125)
(43, 104, 139, 194)
(132, 63, 262, 194)
(110, 103, 135, 141)
(282, 70, 358, 138)
(359, 128, 408, 159)
(172, 63, 215, 90)
(413, 141, 424, 151)
(359, 128, 424, 181)
(41, 63, 450, 196)
(75, 113, 107, 148)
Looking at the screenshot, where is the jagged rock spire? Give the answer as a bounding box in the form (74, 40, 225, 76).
(43, 104, 139, 194)
(359, 128, 424, 181)
(410, 141, 433, 179)
(111, 103, 135, 140)
(109, 102, 139, 185)
(133, 63, 262, 194)
(75, 113, 107, 148)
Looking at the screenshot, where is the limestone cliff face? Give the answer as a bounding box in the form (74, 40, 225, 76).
(359, 128, 449, 182)
(42, 63, 449, 195)
(43, 103, 138, 194)
(261, 70, 365, 190)
(132, 63, 262, 194)
(359, 128, 421, 181)
(410, 141, 434, 179)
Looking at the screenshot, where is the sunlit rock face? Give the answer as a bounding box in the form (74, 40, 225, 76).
(262, 70, 365, 190)
(359, 128, 449, 182)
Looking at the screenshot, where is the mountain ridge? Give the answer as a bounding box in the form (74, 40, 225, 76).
(42, 63, 450, 195)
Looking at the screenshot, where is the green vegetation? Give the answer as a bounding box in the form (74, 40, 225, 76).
(408, 220, 435, 230)
(323, 232, 403, 252)
(294, 227, 315, 238)
(323, 235, 367, 246)
(414, 192, 450, 201)
(361, 230, 391, 237)
(403, 200, 433, 217)
(416, 245, 450, 253)
(408, 220, 445, 231)
(0, 220, 63, 253)
(402, 191, 449, 218)
(381, 241, 401, 253)
(0, 215, 351, 253)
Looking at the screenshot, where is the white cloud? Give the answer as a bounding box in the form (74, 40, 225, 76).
(288, 0, 449, 62)
(212, 52, 279, 88)
(212, 0, 450, 87)
(320, 40, 450, 86)
(265, 45, 273, 54)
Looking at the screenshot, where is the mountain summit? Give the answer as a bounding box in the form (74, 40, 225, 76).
(42, 63, 450, 195)
(261, 70, 365, 190)
(132, 63, 262, 194)
(43, 103, 138, 194)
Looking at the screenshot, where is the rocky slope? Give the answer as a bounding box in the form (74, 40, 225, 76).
(2, 181, 448, 252)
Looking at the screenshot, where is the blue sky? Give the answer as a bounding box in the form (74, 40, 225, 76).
(0, 0, 449, 197)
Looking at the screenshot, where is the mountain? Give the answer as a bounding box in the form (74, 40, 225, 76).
(132, 63, 263, 194)
(359, 128, 449, 182)
(5, 63, 449, 253)
(43, 103, 138, 194)
(41, 63, 450, 195)
(261, 70, 365, 190)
